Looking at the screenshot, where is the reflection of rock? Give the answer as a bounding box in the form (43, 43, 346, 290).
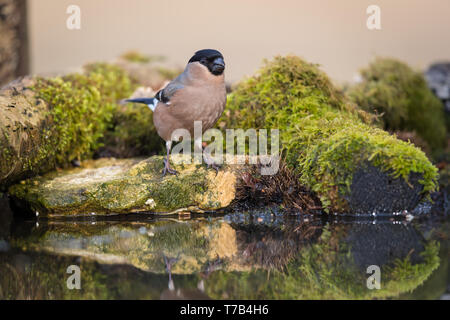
(8, 156, 240, 216)
(0, 193, 13, 241)
(10, 218, 240, 274)
(205, 223, 440, 299)
(344, 224, 426, 269)
(160, 287, 211, 300)
(232, 222, 320, 270)
(0, 250, 203, 299)
(3, 216, 443, 300)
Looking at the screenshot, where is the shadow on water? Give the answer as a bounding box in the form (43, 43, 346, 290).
(0, 195, 448, 300)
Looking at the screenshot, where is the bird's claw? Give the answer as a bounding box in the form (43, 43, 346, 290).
(207, 162, 221, 174)
(162, 158, 178, 176)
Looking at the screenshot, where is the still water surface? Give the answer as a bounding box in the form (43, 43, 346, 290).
(0, 209, 448, 300)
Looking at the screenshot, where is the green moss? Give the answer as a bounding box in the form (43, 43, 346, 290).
(147, 170, 208, 211)
(120, 51, 165, 64)
(157, 66, 183, 80)
(348, 57, 447, 152)
(221, 55, 439, 210)
(99, 102, 164, 157)
(30, 63, 136, 170)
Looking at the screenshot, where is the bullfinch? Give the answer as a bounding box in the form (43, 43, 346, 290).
(126, 49, 227, 176)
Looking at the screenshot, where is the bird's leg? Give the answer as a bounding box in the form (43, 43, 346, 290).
(200, 141, 222, 173)
(162, 140, 178, 176)
(207, 161, 222, 173)
(163, 254, 179, 291)
(195, 138, 220, 172)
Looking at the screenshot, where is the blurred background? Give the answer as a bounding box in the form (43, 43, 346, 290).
(1, 0, 450, 85)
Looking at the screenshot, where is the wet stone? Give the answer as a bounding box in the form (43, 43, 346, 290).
(348, 164, 424, 214)
(8, 155, 241, 217)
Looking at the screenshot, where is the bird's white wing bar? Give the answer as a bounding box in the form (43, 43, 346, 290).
(148, 99, 159, 112)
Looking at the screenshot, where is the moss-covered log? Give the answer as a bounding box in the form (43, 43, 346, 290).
(0, 53, 181, 190)
(219, 56, 439, 213)
(0, 64, 136, 189)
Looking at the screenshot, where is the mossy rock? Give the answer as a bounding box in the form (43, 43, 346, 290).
(220, 55, 439, 213)
(348, 57, 447, 152)
(8, 155, 240, 217)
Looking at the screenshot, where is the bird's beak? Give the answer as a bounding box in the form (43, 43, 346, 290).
(212, 57, 225, 73)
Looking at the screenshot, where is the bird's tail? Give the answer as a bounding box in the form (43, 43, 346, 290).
(125, 98, 158, 111)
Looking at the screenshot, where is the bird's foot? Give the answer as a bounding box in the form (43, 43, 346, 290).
(206, 162, 222, 174)
(162, 158, 178, 176)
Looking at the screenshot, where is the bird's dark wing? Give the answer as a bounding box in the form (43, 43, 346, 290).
(156, 80, 184, 104)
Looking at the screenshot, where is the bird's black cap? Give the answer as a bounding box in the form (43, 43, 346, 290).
(188, 49, 224, 63)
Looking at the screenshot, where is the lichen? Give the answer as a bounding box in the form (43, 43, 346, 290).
(348, 57, 447, 153)
(220, 55, 439, 211)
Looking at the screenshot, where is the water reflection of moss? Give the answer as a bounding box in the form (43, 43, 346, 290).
(400, 220, 449, 299)
(0, 251, 204, 299)
(0, 254, 110, 299)
(205, 228, 440, 299)
(7, 220, 443, 300)
(378, 241, 440, 298)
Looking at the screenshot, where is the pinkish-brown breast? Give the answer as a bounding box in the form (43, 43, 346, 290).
(153, 62, 226, 142)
